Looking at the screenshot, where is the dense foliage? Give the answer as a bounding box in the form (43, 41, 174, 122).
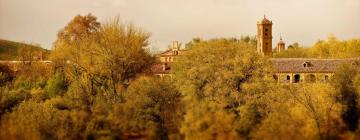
(1, 14, 360, 140)
(274, 34, 360, 58)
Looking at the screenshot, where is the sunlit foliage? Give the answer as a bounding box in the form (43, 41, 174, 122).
(274, 34, 360, 58)
(1, 14, 360, 140)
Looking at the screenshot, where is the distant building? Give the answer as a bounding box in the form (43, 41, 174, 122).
(150, 16, 360, 83)
(150, 41, 183, 77)
(271, 58, 359, 83)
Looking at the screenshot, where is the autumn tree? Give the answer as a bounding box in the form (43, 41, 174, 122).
(274, 34, 360, 59)
(51, 14, 101, 89)
(173, 38, 273, 139)
(91, 19, 153, 93)
(331, 64, 360, 132)
(55, 13, 100, 45)
(310, 35, 360, 58)
(111, 76, 182, 139)
(252, 84, 344, 140)
(51, 15, 153, 95)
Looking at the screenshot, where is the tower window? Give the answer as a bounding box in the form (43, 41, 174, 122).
(265, 29, 268, 32)
(265, 33, 268, 36)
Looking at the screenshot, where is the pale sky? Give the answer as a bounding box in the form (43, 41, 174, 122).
(0, 0, 360, 50)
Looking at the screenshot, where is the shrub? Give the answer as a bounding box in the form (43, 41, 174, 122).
(45, 72, 67, 98)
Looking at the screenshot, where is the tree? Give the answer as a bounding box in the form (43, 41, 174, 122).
(51, 15, 154, 95)
(110, 76, 182, 139)
(252, 84, 344, 140)
(331, 64, 360, 132)
(173, 38, 272, 139)
(56, 13, 100, 45)
(310, 35, 360, 59)
(92, 19, 153, 93)
(44, 72, 67, 98)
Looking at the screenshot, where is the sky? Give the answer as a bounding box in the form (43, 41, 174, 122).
(0, 0, 360, 50)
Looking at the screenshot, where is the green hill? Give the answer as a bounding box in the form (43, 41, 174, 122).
(0, 39, 50, 60)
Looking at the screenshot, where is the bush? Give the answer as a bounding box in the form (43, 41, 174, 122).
(0, 89, 31, 115)
(45, 72, 67, 98)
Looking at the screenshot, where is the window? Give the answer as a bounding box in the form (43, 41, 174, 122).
(265, 29, 268, 32)
(303, 62, 311, 68)
(325, 75, 329, 81)
(265, 33, 268, 36)
(286, 75, 290, 80)
(294, 74, 300, 83)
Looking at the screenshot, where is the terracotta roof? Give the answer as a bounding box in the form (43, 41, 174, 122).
(271, 58, 359, 73)
(150, 62, 172, 74)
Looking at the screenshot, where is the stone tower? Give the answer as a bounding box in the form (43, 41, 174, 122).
(277, 37, 285, 53)
(257, 15, 273, 56)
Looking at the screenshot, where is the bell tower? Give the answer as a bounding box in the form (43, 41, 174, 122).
(257, 15, 273, 56)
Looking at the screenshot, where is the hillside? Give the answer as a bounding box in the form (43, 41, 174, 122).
(0, 39, 50, 60)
